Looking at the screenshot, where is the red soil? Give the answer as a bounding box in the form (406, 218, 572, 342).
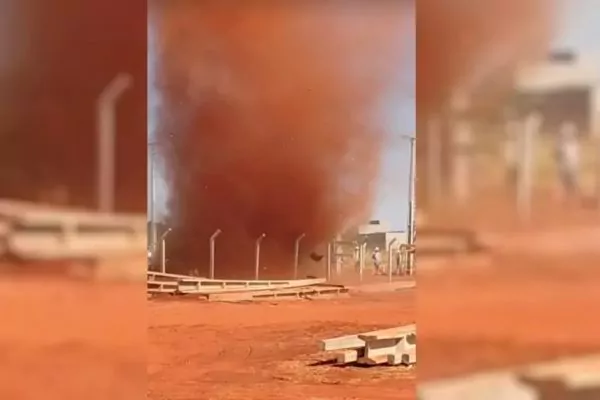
(148, 290, 415, 400)
(0, 277, 145, 400)
(0, 273, 414, 400)
(419, 197, 600, 381)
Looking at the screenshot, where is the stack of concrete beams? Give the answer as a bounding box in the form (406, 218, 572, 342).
(320, 324, 416, 366)
(147, 271, 349, 301)
(419, 353, 600, 399)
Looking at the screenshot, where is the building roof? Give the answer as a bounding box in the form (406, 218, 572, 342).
(515, 52, 599, 92)
(358, 220, 391, 235)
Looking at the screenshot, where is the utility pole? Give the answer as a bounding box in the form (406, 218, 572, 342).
(404, 135, 417, 247)
(148, 143, 157, 251)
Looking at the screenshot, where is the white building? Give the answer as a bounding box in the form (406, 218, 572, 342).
(514, 50, 600, 135)
(357, 220, 407, 251)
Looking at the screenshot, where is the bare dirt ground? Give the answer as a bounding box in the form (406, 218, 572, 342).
(419, 194, 600, 382)
(0, 276, 146, 400)
(148, 287, 415, 400)
(419, 256, 600, 380)
(0, 265, 413, 400)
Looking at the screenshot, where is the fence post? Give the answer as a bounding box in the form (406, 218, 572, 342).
(517, 113, 541, 221)
(209, 229, 222, 279)
(358, 243, 363, 281)
(293, 233, 305, 279)
(406, 245, 415, 276)
(326, 241, 332, 281)
(387, 238, 398, 283)
(97, 73, 132, 213)
(334, 234, 343, 277)
(160, 228, 172, 274)
(254, 233, 266, 280)
(359, 242, 367, 282)
(451, 117, 473, 205)
(400, 244, 408, 275)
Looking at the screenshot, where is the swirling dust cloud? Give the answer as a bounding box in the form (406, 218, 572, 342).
(150, 2, 406, 278)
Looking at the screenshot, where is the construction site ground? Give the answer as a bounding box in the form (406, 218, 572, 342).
(0, 276, 146, 400)
(420, 194, 600, 382)
(0, 272, 415, 400)
(149, 281, 415, 400)
(420, 255, 600, 380)
(4, 194, 600, 398)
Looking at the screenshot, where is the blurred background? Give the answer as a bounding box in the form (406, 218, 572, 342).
(0, 1, 146, 275)
(417, 0, 600, 398)
(0, 1, 146, 399)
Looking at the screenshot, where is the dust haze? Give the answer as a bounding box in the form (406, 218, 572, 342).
(416, 0, 558, 206)
(418, 0, 557, 114)
(151, 2, 406, 277)
(0, 1, 146, 210)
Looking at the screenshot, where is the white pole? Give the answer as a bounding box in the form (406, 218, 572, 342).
(450, 88, 472, 206)
(148, 143, 157, 252)
(452, 118, 472, 205)
(359, 242, 367, 282)
(517, 113, 541, 221)
(387, 238, 398, 283)
(209, 229, 222, 279)
(293, 233, 306, 279)
(358, 244, 363, 282)
(254, 233, 266, 280)
(160, 228, 172, 273)
(334, 233, 343, 277)
(97, 73, 133, 213)
(326, 242, 332, 281)
(407, 136, 416, 246)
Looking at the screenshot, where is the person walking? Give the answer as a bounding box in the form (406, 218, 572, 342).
(555, 121, 580, 202)
(372, 247, 383, 275)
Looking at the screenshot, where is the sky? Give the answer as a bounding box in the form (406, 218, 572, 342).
(554, 0, 600, 55)
(150, 1, 598, 231)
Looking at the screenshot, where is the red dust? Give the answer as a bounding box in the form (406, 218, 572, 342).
(416, 0, 557, 206)
(0, 0, 146, 211)
(151, 2, 405, 277)
(417, 0, 556, 114)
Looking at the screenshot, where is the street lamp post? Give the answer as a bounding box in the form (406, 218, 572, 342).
(399, 134, 416, 247)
